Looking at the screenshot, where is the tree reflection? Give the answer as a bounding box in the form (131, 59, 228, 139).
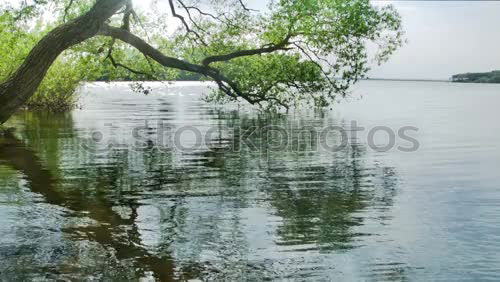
(0, 115, 197, 281)
(0, 104, 401, 280)
(225, 114, 399, 252)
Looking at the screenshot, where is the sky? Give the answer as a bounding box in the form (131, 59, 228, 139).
(4, 0, 500, 80)
(368, 1, 500, 80)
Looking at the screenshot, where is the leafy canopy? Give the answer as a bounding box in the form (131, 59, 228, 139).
(1, 0, 404, 110)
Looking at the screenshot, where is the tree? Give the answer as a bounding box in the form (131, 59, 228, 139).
(0, 0, 403, 124)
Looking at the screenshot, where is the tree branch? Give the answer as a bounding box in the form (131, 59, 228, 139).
(201, 34, 293, 66)
(177, 0, 209, 35)
(182, 5, 220, 21)
(121, 0, 133, 31)
(63, 0, 75, 22)
(168, 0, 207, 46)
(98, 24, 264, 106)
(236, 0, 258, 12)
(99, 25, 207, 74)
(105, 42, 155, 79)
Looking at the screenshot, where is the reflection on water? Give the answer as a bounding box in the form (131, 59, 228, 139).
(1, 81, 500, 280)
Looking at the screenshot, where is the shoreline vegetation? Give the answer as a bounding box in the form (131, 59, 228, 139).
(451, 71, 500, 84)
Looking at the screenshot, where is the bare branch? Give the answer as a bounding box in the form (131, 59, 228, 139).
(182, 5, 220, 21)
(168, 0, 208, 46)
(177, 0, 209, 34)
(237, 0, 258, 12)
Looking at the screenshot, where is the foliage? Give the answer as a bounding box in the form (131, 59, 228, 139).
(196, 0, 404, 109)
(25, 59, 82, 112)
(0, 13, 37, 78)
(0, 0, 405, 112)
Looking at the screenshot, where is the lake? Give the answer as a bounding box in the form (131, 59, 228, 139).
(1, 81, 500, 281)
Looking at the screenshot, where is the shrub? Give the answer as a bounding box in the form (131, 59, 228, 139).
(25, 60, 82, 112)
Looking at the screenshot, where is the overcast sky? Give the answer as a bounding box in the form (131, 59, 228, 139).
(5, 0, 500, 80)
(369, 1, 500, 80)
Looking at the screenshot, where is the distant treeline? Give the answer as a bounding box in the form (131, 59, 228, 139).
(452, 71, 500, 83)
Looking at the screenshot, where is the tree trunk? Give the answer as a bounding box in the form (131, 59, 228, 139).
(0, 0, 126, 124)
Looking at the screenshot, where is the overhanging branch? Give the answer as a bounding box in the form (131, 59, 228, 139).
(98, 24, 257, 104)
(201, 34, 293, 66)
(98, 24, 299, 107)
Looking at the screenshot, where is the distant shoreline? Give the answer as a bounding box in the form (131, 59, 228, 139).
(84, 78, 500, 85)
(364, 78, 450, 83)
(366, 78, 500, 84)
(451, 71, 500, 84)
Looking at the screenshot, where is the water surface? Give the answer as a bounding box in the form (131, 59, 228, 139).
(1, 81, 500, 280)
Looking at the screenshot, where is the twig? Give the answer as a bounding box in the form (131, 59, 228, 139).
(168, 0, 208, 46)
(63, 0, 75, 22)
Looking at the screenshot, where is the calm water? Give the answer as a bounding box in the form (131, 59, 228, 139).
(1, 81, 500, 281)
